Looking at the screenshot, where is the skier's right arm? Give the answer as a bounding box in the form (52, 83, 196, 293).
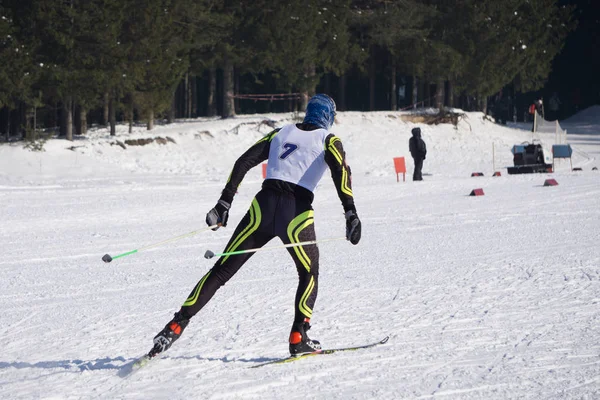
(324, 134, 361, 245)
(206, 128, 280, 230)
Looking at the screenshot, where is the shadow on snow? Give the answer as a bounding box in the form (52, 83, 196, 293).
(0, 357, 128, 372)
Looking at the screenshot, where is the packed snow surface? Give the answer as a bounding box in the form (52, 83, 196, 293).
(1, 108, 599, 399)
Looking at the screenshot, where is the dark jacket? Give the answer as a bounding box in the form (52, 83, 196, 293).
(409, 128, 427, 160)
(534, 100, 544, 117)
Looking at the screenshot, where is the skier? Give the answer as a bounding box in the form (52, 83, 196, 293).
(409, 127, 427, 181)
(147, 94, 361, 358)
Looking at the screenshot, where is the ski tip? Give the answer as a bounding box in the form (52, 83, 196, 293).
(118, 354, 152, 378)
(380, 336, 390, 344)
(102, 254, 113, 263)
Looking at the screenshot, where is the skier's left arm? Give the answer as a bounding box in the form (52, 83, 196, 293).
(324, 134, 361, 245)
(206, 128, 279, 230)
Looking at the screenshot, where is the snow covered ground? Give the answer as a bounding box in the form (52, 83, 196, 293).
(1, 107, 599, 399)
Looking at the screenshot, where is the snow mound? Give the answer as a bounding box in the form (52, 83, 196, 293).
(563, 105, 600, 126)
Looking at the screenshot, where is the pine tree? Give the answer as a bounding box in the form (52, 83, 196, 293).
(360, 0, 431, 110)
(509, 0, 575, 93)
(118, 0, 190, 130)
(82, 0, 128, 135)
(445, 0, 574, 109)
(0, 1, 40, 140)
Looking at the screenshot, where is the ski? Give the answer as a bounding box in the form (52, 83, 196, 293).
(117, 353, 156, 378)
(250, 336, 389, 368)
(118, 336, 389, 375)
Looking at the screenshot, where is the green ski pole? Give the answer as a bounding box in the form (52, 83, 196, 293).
(102, 224, 220, 263)
(204, 236, 346, 259)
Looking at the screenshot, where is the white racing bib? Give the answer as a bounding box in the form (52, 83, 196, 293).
(266, 124, 329, 193)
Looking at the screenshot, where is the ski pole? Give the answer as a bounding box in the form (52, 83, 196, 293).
(204, 236, 346, 259)
(102, 224, 220, 263)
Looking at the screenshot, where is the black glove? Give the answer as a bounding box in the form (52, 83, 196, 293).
(206, 200, 230, 230)
(345, 210, 361, 245)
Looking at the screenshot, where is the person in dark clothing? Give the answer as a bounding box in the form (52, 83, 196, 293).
(409, 127, 427, 181)
(535, 98, 544, 118)
(531, 98, 544, 132)
(145, 94, 361, 360)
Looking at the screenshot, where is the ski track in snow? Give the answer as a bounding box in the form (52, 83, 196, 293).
(1, 109, 600, 399)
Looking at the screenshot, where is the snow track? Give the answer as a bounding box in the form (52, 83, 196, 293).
(1, 110, 599, 399)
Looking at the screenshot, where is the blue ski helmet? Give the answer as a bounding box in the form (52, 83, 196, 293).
(303, 94, 337, 130)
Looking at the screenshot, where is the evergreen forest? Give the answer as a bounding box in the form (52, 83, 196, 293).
(0, 0, 575, 141)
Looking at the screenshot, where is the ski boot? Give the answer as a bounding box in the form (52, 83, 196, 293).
(149, 311, 190, 358)
(289, 319, 321, 356)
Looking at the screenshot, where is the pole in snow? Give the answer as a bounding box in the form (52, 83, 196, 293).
(103, 224, 220, 263)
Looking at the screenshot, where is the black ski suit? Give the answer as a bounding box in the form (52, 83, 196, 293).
(179, 124, 356, 328)
(409, 128, 427, 181)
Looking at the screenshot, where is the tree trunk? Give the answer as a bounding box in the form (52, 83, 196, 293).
(168, 91, 175, 124)
(369, 57, 376, 111)
(192, 75, 198, 118)
(1, 107, 9, 140)
(109, 95, 116, 136)
(64, 96, 73, 141)
(207, 67, 217, 117)
(80, 106, 87, 135)
(412, 76, 419, 109)
(300, 63, 316, 111)
(74, 105, 87, 136)
(50, 101, 58, 131)
(128, 97, 134, 133)
(147, 109, 154, 130)
(176, 81, 183, 117)
(184, 72, 190, 118)
(300, 93, 309, 111)
(102, 91, 109, 126)
(66, 104, 73, 141)
(423, 79, 430, 107)
(391, 63, 397, 111)
(435, 78, 445, 112)
(479, 96, 488, 114)
(19, 103, 26, 139)
(60, 103, 67, 137)
(33, 106, 37, 141)
(222, 56, 235, 118)
(9, 108, 19, 138)
(74, 103, 82, 136)
(447, 80, 454, 108)
(25, 106, 34, 141)
(5, 112, 10, 141)
(289, 89, 296, 112)
(338, 74, 347, 111)
(234, 71, 240, 114)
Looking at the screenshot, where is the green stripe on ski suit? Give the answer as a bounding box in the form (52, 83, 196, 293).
(327, 136, 353, 197)
(182, 270, 212, 307)
(287, 210, 314, 273)
(254, 128, 280, 145)
(327, 136, 343, 164)
(220, 198, 262, 264)
(299, 275, 315, 319)
(341, 165, 353, 197)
